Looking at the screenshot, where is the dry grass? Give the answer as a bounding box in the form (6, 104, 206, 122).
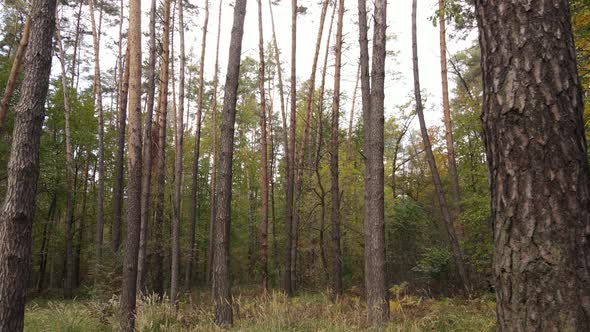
(25, 289, 495, 331)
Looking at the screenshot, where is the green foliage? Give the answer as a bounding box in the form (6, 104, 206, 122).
(412, 247, 452, 282)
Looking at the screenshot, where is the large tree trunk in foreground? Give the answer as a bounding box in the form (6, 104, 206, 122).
(411, 0, 470, 293)
(474, 0, 590, 329)
(358, 0, 389, 324)
(137, 0, 157, 292)
(212, 0, 247, 326)
(188, 0, 210, 289)
(330, 0, 344, 298)
(256, 0, 270, 294)
(0, 17, 29, 137)
(0, 0, 56, 329)
(120, 0, 142, 329)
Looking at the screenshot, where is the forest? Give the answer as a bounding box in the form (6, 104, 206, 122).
(0, 0, 589, 330)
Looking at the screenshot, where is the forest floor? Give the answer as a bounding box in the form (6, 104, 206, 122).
(25, 289, 496, 331)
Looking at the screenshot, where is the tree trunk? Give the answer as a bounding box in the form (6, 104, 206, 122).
(120, 0, 143, 328)
(112, 49, 130, 254)
(75, 156, 90, 287)
(70, 0, 83, 89)
(411, 0, 470, 292)
(347, 64, 360, 156)
(474, 0, 590, 329)
(0, 17, 29, 137)
(89, 0, 105, 281)
(207, 0, 223, 286)
(137, 0, 157, 292)
(0, 0, 56, 328)
(37, 195, 57, 293)
(438, 0, 462, 218)
(153, 0, 171, 298)
(330, 0, 344, 298)
(256, 0, 270, 293)
(188, 0, 210, 289)
(171, 0, 186, 304)
(212, 0, 247, 326)
(55, 24, 76, 298)
(358, 0, 390, 323)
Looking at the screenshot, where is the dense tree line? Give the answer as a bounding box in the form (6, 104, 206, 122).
(0, 0, 589, 330)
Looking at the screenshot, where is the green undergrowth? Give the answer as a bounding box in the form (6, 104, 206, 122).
(25, 289, 495, 331)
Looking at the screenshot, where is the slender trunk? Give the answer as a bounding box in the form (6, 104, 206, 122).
(171, 0, 186, 303)
(189, 0, 211, 289)
(347, 64, 360, 156)
(256, 0, 270, 293)
(411, 0, 469, 292)
(246, 170, 256, 277)
(437, 0, 461, 218)
(0, 17, 29, 137)
(286, 0, 298, 296)
(475, 0, 590, 329)
(267, 81, 278, 269)
(37, 195, 57, 292)
(358, 0, 390, 323)
(0, 1, 56, 328)
(137, 0, 157, 292)
(153, 0, 171, 298)
(89, 0, 105, 280)
(330, 0, 344, 298)
(212, 0, 247, 326)
(70, 0, 83, 89)
(55, 24, 76, 298)
(112, 50, 130, 254)
(75, 157, 90, 287)
(206, 0, 222, 285)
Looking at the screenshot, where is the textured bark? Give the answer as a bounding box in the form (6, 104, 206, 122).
(256, 0, 270, 293)
(474, 0, 590, 330)
(89, 0, 105, 279)
(137, 0, 157, 292)
(358, 0, 390, 323)
(286, 0, 298, 295)
(0, 17, 29, 137)
(212, 0, 247, 326)
(112, 50, 130, 254)
(412, 0, 470, 292)
(188, 0, 210, 289)
(55, 25, 76, 297)
(330, 0, 344, 298)
(0, 0, 56, 329)
(120, 0, 142, 328)
(171, 0, 186, 304)
(438, 0, 462, 217)
(153, 0, 171, 298)
(207, 0, 223, 285)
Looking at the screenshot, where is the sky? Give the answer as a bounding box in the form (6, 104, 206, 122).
(87, 0, 477, 130)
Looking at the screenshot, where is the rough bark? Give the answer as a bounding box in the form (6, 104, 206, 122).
(0, 0, 56, 329)
(411, 0, 470, 292)
(358, 0, 390, 323)
(256, 0, 270, 294)
(137, 0, 157, 292)
(0, 17, 29, 137)
(188, 0, 210, 289)
(330, 0, 344, 298)
(212, 0, 247, 326)
(474, 0, 590, 329)
(120, 0, 142, 328)
(112, 49, 130, 254)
